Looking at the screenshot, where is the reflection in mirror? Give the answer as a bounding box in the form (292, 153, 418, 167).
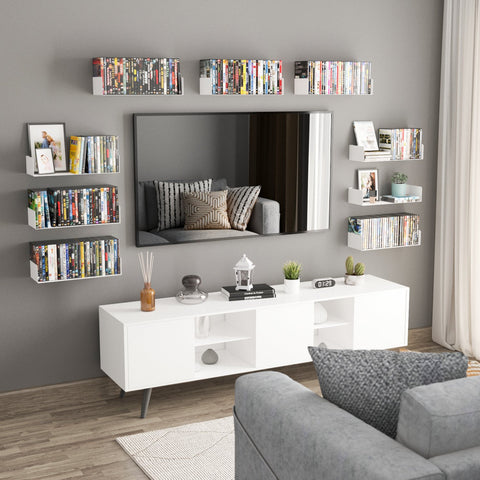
(134, 111, 331, 247)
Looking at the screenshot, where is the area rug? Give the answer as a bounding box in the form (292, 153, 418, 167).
(116, 416, 234, 480)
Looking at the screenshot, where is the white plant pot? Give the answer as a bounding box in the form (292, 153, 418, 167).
(344, 274, 365, 286)
(284, 278, 300, 294)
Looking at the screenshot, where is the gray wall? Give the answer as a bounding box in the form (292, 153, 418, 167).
(0, 0, 443, 392)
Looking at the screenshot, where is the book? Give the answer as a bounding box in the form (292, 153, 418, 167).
(353, 121, 379, 151)
(69, 136, 83, 174)
(221, 283, 275, 298)
(226, 292, 276, 301)
(381, 194, 420, 203)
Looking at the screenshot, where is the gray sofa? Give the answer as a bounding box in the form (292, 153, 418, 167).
(234, 371, 480, 480)
(137, 179, 280, 245)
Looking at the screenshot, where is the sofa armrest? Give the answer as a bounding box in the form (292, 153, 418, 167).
(235, 371, 444, 480)
(248, 197, 280, 235)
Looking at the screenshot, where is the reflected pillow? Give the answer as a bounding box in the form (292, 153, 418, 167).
(183, 190, 231, 230)
(154, 179, 212, 231)
(227, 185, 261, 231)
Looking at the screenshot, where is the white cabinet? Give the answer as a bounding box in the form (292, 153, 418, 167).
(100, 275, 408, 393)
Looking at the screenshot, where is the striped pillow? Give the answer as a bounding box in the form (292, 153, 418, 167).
(154, 179, 212, 231)
(183, 191, 231, 230)
(227, 185, 261, 231)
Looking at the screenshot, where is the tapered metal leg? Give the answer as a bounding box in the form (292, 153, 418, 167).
(119, 389, 125, 398)
(141, 388, 152, 418)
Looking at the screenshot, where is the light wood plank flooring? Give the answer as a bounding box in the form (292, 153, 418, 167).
(0, 328, 447, 480)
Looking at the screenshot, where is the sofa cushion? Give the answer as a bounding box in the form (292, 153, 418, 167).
(227, 185, 261, 231)
(308, 347, 468, 438)
(397, 375, 480, 458)
(183, 190, 231, 230)
(430, 445, 480, 479)
(154, 179, 212, 230)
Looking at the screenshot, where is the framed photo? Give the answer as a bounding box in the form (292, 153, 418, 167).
(27, 123, 67, 172)
(353, 120, 379, 151)
(35, 148, 55, 174)
(358, 169, 379, 202)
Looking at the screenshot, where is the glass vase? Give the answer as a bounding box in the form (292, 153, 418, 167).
(141, 282, 156, 312)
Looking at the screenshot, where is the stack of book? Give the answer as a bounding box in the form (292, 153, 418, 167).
(348, 213, 421, 250)
(378, 128, 423, 160)
(221, 284, 276, 301)
(92, 57, 182, 95)
(295, 60, 373, 95)
(69, 135, 119, 174)
(381, 194, 420, 204)
(30, 236, 120, 282)
(200, 59, 283, 95)
(28, 186, 119, 228)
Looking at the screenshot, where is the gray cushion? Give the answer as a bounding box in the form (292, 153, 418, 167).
(308, 347, 468, 438)
(397, 376, 480, 458)
(430, 446, 480, 480)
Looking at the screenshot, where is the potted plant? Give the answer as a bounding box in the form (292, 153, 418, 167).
(344, 256, 365, 286)
(391, 172, 408, 197)
(283, 260, 302, 294)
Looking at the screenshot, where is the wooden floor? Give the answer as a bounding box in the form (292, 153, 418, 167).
(0, 328, 448, 480)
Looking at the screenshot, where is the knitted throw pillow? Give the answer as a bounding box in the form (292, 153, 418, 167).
(183, 191, 231, 230)
(308, 347, 468, 438)
(227, 185, 261, 231)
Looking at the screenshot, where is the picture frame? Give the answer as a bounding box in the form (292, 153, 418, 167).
(358, 168, 379, 202)
(35, 148, 55, 175)
(353, 120, 379, 151)
(27, 123, 67, 172)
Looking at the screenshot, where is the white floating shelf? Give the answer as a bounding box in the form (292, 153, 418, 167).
(349, 145, 424, 162)
(26, 156, 120, 177)
(30, 260, 122, 283)
(347, 232, 422, 251)
(347, 186, 422, 206)
(27, 207, 121, 230)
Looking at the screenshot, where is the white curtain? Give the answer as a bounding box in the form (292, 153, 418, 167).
(433, 0, 480, 359)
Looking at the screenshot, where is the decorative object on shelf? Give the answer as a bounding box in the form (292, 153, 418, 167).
(369, 190, 377, 204)
(379, 128, 423, 160)
(27, 123, 67, 172)
(294, 61, 373, 95)
(92, 57, 183, 95)
(199, 59, 283, 95)
(195, 316, 210, 338)
(138, 251, 155, 312)
(344, 256, 365, 286)
(221, 283, 275, 301)
(358, 169, 379, 203)
(391, 172, 408, 197)
(176, 274, 208, 304)
(234, 254, 255, 291)
(353, 121, 379, 151)
(201, 348, 219, 365)
(312, 278, 336, 289)
(283, 260, 302, 294)
(348, 213, 421, 250)
(35, 148, 55, 174)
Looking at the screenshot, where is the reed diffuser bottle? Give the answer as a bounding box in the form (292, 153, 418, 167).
(138, 251, 155, 312)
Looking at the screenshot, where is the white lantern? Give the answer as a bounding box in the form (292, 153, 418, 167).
(234, 254, 255, 291)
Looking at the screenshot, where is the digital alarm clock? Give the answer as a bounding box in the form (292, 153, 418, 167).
(312, 278, 336, 289)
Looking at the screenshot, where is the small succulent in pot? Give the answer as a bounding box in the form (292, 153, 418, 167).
(283, 260, 302, 294)
(391, 172, 408, 184)
(391, 172, 408, 197)
(345, 256, 366, 286)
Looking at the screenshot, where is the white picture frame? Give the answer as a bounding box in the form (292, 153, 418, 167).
(35, 148, 55, 174)
(358, 168, 379, 202)
(27, 123, 67, 172)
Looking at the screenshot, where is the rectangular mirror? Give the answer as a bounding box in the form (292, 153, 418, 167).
(134, 111, 331, 247)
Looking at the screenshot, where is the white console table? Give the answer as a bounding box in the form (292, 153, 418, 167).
(99, 274, 409, 417)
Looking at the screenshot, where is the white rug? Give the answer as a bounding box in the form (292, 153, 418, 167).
(116, 416, 234, 480)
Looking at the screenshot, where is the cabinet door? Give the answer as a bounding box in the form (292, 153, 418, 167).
(353, 288, 409, 349)
(255, 303, 314, 368)
(126, 318, 194, 391)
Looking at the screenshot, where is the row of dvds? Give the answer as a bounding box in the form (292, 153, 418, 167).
(294, 61, 373, 95)
(199, 59, 283, 95)
(69, 135, 119, 174)
(28, 186, 119, 229)
(348, 213, 420, 250)
(378, 128, 423, 160)
(92, 57, 182, 95)
(30, 237, 120, 282)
